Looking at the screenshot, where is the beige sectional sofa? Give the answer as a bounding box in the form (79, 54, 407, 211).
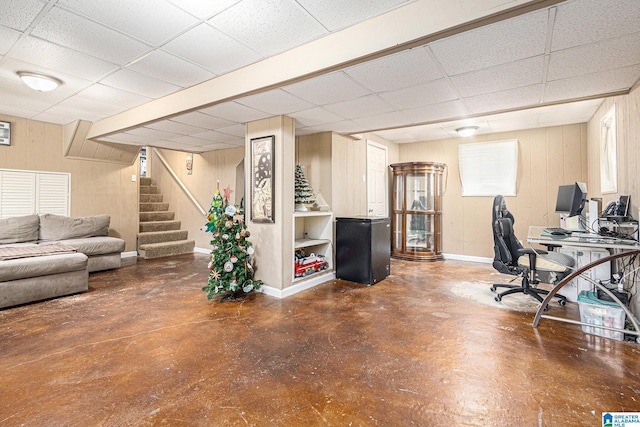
(0, 214, 126, 309)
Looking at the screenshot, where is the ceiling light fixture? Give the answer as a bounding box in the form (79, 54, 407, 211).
(17, 72, 62, 92)
(456, 126, 479, 137)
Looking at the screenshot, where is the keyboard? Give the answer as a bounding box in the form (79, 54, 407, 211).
(544, 227, 571, 235)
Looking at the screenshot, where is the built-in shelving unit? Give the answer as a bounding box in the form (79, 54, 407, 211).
(293, 211, 334, 282)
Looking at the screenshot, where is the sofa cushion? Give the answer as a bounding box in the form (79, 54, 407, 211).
(0, 215, 40, 244)
(39, 214, 110, 241)
(50, 237, 125, 256)
(0, 252, 87, 282)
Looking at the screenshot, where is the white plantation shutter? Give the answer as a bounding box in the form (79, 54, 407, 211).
(0, 169, 70, 219)
(458, 140, 518, 196)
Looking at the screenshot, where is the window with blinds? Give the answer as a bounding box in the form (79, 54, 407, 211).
(458, 139, 518, 197)
(0, 169, 70, 219)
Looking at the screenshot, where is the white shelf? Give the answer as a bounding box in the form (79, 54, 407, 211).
(293, 210, 332, 218)
(295, 238, 331, 249)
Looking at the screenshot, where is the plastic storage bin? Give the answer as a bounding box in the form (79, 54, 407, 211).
(577, 291, 626, 341)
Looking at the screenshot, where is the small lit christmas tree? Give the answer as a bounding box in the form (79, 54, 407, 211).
(294, 164, 315, 210)
(202, 183, 262, 301)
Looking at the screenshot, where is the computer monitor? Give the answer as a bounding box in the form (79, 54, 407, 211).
(555, 182, 587, 217)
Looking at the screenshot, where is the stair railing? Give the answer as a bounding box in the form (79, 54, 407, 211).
(152, 148, 206, 216)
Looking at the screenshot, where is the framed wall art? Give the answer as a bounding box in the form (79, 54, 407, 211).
(251, 135, 275, 223)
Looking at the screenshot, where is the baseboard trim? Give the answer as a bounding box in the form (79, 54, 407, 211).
(194, 247, 210, 255)
(442, 253, 492, 264)
(259, 271, 335, 299)
(121, 251, 138, 258)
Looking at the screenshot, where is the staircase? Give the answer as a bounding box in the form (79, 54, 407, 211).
(137, 177, 195, 259)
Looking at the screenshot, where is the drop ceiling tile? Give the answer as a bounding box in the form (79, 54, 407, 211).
(76, 84, 151, 109)
(282, 72, 370, 105)
(127, 50, 215, 88)
(486, 115, 540, 133)
(378, 79, 458, 109)
(11, 36, 119, 81)
(31, 6, 150, 65)
(353, 111, 410, 130)
(465, 84, 542, 115)
(289, 106, 344, 127)
(30, 111, 78, 125)
(42, 104, 109, 122)
(190, 130, 243, 144)
(430, 9, 548, 75)
(0, 0, 45, 31)
(551, 0, 640, 51)
(450, 56, 544, 98)
(236, 89, 313, 115)
(324, 94, 396, 119)
(55, 96, 123, 118)
(112, 132, 158, 145)
(57, 0, 198, 45)
(199, 142, 239, 151)
(0, 99, 43, 119)
(167, 135, 214, 146)
(163, 23, 262, 75)
(100, 68, 181, 98)
(544, 65, 640, 103)
(215, 124, 246, 138)
(547, 32, 640, 81)
(345, 47, 442, 92)
(200, 102, 271, 123)
(296, 0, 411, 31)
(304, 119, 361, 134)
(400, 99, 468, 123)
(207, 0, 327, 57)
(0, 26, 20, 55)
(146, 120, 207, 136)
(167, 0, 242, 20)
(171, 111, 237, 129)
(128, 126, 183, 140)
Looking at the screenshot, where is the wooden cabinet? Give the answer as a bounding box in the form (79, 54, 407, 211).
(390, 162, 446, 261)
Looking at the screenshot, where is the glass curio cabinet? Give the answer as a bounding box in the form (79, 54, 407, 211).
(390, 162, 446, 261)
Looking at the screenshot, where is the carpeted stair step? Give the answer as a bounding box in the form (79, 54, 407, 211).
(140, 185, 159, 195)
(138, 240, 195, 259)
(140, 177, 153, 186)
(137, 230, 189, 245)
(139, 220, 181, 233)
(140, 194, 163, 203)
(140, 211, 175, 222)
(140, 202, 169, 212)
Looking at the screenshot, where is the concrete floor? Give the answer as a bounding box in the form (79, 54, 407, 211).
(1, 253, 639, 426)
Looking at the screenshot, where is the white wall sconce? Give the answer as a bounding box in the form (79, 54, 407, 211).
(186, 153, 193, 175)
(456, 126, 479, 137)
(17, 71, 62, 92)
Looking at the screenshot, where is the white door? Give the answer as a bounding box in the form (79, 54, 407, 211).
(367, 141, 388, 217)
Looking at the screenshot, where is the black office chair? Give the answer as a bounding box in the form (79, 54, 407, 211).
(490, 195, 573, 308)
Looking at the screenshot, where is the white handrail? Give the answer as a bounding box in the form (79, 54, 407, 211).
(152, 148, 206, 216)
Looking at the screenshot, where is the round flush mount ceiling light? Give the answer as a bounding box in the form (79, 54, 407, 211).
(17, 71, 62, 92)
(455, 126, 479, 137)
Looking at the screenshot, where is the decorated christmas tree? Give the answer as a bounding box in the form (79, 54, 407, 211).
(294, 164, 316, 208)
(202, 184, 262, 301)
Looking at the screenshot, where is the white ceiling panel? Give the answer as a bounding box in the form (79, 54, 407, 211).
(353, 111, 411, 130)
(0, 26, 20, 55)
(126, 50, 215, 88)
(43, 104, 109, 122)
(430, 10, 548, 75)
(400, 99, 469, 124)
(167, 135, 213, 146)
(171, 111, 236, 129)
(345, 47, 442, 92)
(128, 126, 183, 140)
(57, 0, 198, 45)
(544, 65, 640, 103)
(166, 0, 242, 20)
(12, 36, 119, 81)
(465, 84, 542, 115)
(450, 56, 544, 98)
(547, 32, 640, 81)
(75, 84, 151, 109)
(32, 110, 81, 125)
(324, 95, 396, 119)
(207, 0, 328, 57)
(551, 0, 640, 51)
(378, 79, 458, 109)
(0, 0, 45, 31)
(146, 119, 207, 136)
(236, 89, 313, 115)
(296, 0, 412, 31)
(215, 124, 246, 138)
(54, 96, 123, 118)
(30, 7, 151, 65)
(190, 130, 244, 144)
(0, 92, 50, 115)
(100, 68, 181, 98)
(199, 102, 271, 123)
(162, 23, 262, 75)
(289, 106, 345, 127)
(198, 142, 240, 151)
(282, 72, 371, 105)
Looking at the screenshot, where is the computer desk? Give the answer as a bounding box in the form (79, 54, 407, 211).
(526, 226, 640, 340)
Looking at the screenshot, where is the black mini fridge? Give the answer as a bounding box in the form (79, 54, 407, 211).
(335, 216, 390, 285)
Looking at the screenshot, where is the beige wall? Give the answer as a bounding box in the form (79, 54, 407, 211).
(399, 124, 588, 258)
(0, 114, 139, 251)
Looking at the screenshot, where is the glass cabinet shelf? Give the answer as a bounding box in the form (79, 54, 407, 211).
(391, 161, 446, 261)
